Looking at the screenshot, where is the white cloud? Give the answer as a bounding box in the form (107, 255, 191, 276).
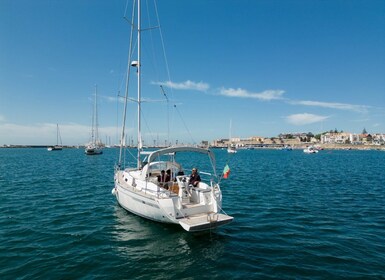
(105, 95, 127, 104)
(285, 113, 329, 126)
(156, 80, 209, 92)
(106, 96, 118, 102)
(290, 100, 369, 113)
(220, 88, 285, 101)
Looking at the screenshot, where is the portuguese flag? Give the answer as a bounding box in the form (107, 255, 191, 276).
(223, 164, 230, 179)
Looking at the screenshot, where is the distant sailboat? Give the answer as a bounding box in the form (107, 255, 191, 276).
(227, 119, 237, 154)
(85, 85, 103, 155)
(47, 124, 63, 151)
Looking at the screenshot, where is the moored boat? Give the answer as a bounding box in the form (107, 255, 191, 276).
(85, 85, 103, 155)
(281, 145, 293, 151)
(47, 124, 63, 151)
(303, 146, 318, 153)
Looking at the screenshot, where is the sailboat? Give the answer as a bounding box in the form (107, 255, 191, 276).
(47, 124, 63, 151)
(227, 119, 237, 154)
(85, 85, 103, 155)
(112, 0, 233, 232)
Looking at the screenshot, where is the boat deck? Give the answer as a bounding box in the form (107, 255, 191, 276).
(178, 213, 233, 232)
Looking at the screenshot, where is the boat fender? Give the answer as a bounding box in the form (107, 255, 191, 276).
(111, 188, 117, 195)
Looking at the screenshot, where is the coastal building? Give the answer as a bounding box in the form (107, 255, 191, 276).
(237, 136, 265, 147)
(349, 133, 361, 145)
(372, 134, 385, 145)
(211, 138, 228, 147)
(321, 132, 351, 144)
(209, 131, 385, 149)
(321, 132, 385, 146)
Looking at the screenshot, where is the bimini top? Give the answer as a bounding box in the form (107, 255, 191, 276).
(146, 146, 215, 166)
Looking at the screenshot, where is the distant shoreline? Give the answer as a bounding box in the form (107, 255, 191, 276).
(0, 145, 83, 149)
(1, 144, 384, 151)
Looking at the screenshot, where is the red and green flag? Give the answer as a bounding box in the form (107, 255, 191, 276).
(223, 164, 230, 179)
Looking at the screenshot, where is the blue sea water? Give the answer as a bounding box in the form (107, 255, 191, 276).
(1, 148, 384, 279)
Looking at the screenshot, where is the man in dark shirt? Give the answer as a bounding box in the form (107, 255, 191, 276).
(189, 168, 201, 188)
(158, 170, 170, 189)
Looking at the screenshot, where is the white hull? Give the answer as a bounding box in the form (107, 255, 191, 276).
(47, 146, 62, 151)
(227, 148, 237, 154)
(303, 146, 318, 153)
(85, 144, 103, 155)
(115, 186, 175, 223)
(113, 147, 233, 232)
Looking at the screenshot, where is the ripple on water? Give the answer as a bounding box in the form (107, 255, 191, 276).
(1, 148, 385, 279)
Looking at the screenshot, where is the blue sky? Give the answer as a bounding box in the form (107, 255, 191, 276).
(1, 0, 384, 146)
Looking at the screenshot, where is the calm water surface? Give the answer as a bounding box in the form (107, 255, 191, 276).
(0, 148, 384, 279)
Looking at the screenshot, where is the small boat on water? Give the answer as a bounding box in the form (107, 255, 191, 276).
(112, 0, 233, 232)
(47, 146, 62, 151)
(85, 85, 103, 155)
(227, 145, 237, 154)
(281, 145, 292, 151)
(303, 146, 319, 154)
(47, 124, 63, 151)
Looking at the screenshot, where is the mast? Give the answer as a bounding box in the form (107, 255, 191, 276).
(91, 90, 94, 144)
(56, 124, 62, 146)
(137, 0, 142, 168)
(229, 119, 232, 144)
(56, 124, 59, 145)
(94, 84, 99, 144)
(117, 0, 136, 168)
(117, 0, 143, 169)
